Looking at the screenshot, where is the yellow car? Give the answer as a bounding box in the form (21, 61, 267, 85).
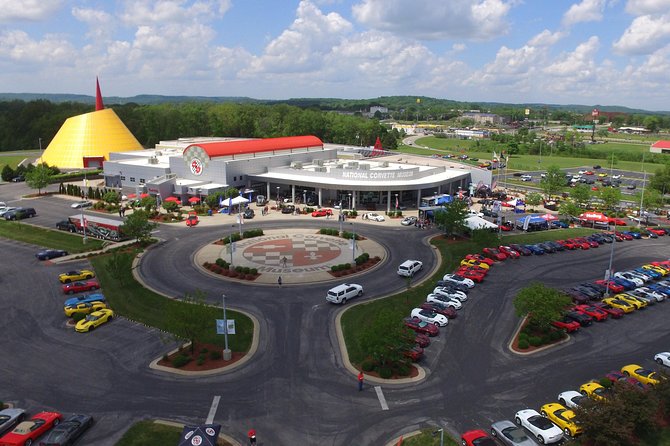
(643, 264, 669, 276)
(64, 301, 107, 317)
(59, 269, 95, 284)
(602, 297, 635, 313)
(540, 402, 583, 437)
(75, 308, 114, 333)
(580, 382, 607, 401)
(615, 293, 647, 309)
(621, 364, 662, 386)
(460, 259, 490, 270)
(598, 172, 608, 177)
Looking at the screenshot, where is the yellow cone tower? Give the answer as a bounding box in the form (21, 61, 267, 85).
(39, 78, 143, 169)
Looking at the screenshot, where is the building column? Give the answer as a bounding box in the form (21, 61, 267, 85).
(416, 189, 422, 209)
(291, 184, 296, 204)
(266, 182, 270, 201)
(352, 190, 356, 210)
(387, 190, 392, 213)
(318, 188, 322, 207)
(438, 185, 442, 194)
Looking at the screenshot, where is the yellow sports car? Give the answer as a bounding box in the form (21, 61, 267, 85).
(643, 264, 669, 276)
(540, 402, 582, 437)
(621, 364, 662, 386)
(602, 297, 635, 313)
(64, 301, 107, 317)
(615, 293, 647, 309)
(75, 309, 114, 333)
(598, 172, 608, 177)
(59, 269, 95, 284)
(579, 382, 607, 401)
(459, 259, 490, 270)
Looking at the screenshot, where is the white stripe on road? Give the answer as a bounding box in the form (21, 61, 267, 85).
(374, 386, 389, 411)
(206, 396, 221, 424)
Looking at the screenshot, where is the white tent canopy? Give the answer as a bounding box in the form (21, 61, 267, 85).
(465, 215, 498, 230)
(222, 196, 249, 206)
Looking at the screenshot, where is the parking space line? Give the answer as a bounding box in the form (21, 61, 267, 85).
(206, 396, 221, 424)
(374, 386, 389, 411)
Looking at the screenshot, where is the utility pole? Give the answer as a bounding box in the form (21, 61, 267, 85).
(222, 294, 231, 361)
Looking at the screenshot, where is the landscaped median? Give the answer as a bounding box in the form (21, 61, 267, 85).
(341, 228, 600, 378)
(0, 219, 105, 252)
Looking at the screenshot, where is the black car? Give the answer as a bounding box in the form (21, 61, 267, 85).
(580, 283, 606, 297)
(593, 165, 602, 170)
(537, 242, 556, 253)
(572, 286, 600, 300)
(4, 207, 36, 220)
(10, 175, 25, 182)
(565, 311, 593, 327)
(509, 244, 532, 256)
(562, 289, 590, 304)
(281, 204, 295, 214)
(481, 208, 499, 218)
(243, 208, 255, 219)
(56, 220, 77, 232)
(39, 413, 93, 446)
(36, 249, 68, 260)
(545, 241, 564, 251)
(435, 280, 469, 293)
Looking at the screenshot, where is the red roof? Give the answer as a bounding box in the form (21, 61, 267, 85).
(188, 136, 323, 158)
(652, 140, 670, 149)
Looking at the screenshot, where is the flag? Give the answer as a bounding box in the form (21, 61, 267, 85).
(492, 150, 498, 162)
(395, 195, 399, 209)
(219, 195, 223, 207)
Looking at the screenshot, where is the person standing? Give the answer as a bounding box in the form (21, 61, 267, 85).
(248, 429, 256, 445)
(277, 276, 282, 287)
(358, 371, 364, 391)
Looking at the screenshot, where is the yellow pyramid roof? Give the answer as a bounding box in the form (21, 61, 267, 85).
(40, 108, 143, 168)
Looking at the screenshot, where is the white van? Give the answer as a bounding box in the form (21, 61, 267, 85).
(397, 260, 423, 277)
(326, 283, 363, 304)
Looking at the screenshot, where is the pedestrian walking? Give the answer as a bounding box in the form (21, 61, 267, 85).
(281, 256, 288, 267)
(358, 371, 364, 391)
(278, 276, 282, 287)
(248, 429, 257, 445)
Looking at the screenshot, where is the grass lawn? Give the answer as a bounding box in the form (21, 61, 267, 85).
(0, 154, 32, 170)
(90, 250, 253, 351)
(342, 228, 598, 366)
(399, 429, 459, 446)
(0, 220, 105, 252)
(116, 420, 234, 446)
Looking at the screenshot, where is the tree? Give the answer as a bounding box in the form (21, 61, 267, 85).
(358, 308, 414, 369)
(169, 290, 209, 354)
(650, 164, 670, 195)
(513, 282, 571, 331)
(120, 209, 157, 242)
(558, 201, 581, 220)
(635, 188, 664, 213)
(598, 187, 622, 211)
(525, 192, 542, 209)
(540, 165, 565, 198)
(1, 165, 14, 182)
(103, 191, 120, 204)
(573, 396, 636, 446)
(162, 201, 179, 215)
(433, 200, 468, 236)
(569, 184, 592, 208)
(25, 163, 52, 194)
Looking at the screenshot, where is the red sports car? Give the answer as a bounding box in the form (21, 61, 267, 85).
(557, 239, 577, 250)
(498, 246, 520, 259)
(0, 411, 62, 446)
(62, 280, 100, 295)
(420, 302, 457, 319)
(615, 231, 633, 240)
(403, 345, 424, 362)
(499, 221, 514, 231)
(594, 279, 625, 294)
(185, 211, 199, 227)
(573, 304, 609, 322)
(311, 209, 333, 217)
(609, 218, 627, 226)
(584, 171, 594, 175)
(455, 268, 486, 283)
(465, 254, 495, 266)
(415, 333, 431, 348)
(647, 228, 666, 236)
(552, 317, 581, 333)
(482, 247, 507, 261)
(575, 237, 598, 248)
(403, 317, 439, 337)
(593, 302, 624, 319)
(461, 429, 497, 446)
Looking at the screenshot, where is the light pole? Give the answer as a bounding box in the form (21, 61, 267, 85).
(350, 222, 356, 264)
(395, 193, 399, 212)
(303, 189, 307, 206)
(38, 137, 42, 152)
(276, 186, 280, 206)
(338, 201, 343, 234)
(222, 294, 232, 361)
(432, 429, 444, 446)
(229, 226, 236, 267)
(348, 193, 352, 211)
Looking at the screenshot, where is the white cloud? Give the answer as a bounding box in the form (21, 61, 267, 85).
(0, 30, 75, 63)
(352, 0, 512, 41)
(72, 8, 116, 42)
(562, 0, 606, 27)
(120, 0, 230, 26)
(624, 0, 670, 15)
(528, 29, 566, 47)
(0, 0, 63, 22)
(612, 13, 670, 54)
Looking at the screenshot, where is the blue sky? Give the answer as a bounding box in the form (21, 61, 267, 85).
(1, 0, 670, 110)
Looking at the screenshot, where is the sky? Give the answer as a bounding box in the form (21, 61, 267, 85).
(1, 0, 670, 111)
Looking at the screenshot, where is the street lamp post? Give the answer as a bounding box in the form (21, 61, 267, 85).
(38, 137, 42, 152)
(303, 189, 307, 206)
(276, 186, 280, 207)
(348, 193, 352, 211)
(432, 429, 444, 446)
(350, 222, 356, 264)
(222, 294, 232, 361)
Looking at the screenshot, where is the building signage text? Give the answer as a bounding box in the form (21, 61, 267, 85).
(339, 170, 416, 180)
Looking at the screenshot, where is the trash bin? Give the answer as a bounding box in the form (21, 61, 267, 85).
(207, 209, 212, 216)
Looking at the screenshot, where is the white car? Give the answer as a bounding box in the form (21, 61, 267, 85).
(410, 308, 449, 327)
(612, 174, 622, 179)
(625, 270, 652, 283)
(520, 175, 532, 182)
(558, 390, 587, 409)
(655, 352, 670, 367)
(397, 260, 423, 277)
(71, 200, 93, 209)
(426, 293, 462, 310)
(363, 212, 385, 222)
(514, 409, 563, 444)
(630, 287, 665, 303)
(0, 207, 16, 217)
(613, 272, 644, 287)
(326, 283, 363, 304)
(433, 287, 468, 302)
(468, 209, 484, 218)
(442, 274, 475, 289)
(578, 170, 587, 174)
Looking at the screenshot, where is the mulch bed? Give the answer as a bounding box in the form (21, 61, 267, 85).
(158, 343, 246, 371)
(359, 365, 420, 380)
(328, 257, 381, 277)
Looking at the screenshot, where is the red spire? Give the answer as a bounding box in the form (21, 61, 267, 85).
(372, 136, 383, 156)
(95, 77, 104, 111)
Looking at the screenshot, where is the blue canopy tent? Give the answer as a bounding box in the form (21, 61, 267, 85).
(515, 215, 549, 232)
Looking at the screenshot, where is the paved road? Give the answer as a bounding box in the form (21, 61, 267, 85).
(2, 182, 670, 445)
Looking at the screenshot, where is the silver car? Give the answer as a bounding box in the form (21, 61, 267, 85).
(491, 420, 538, 445)
(0, 408, 26, 436)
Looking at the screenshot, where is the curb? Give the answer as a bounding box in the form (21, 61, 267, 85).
(507, 316, 572, 356)
(153, 420, 241, 446)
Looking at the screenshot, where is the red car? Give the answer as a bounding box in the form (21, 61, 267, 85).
(0, 411, 62, 446)
(185, 211, 199, 227)
(647, 228, 666, 236)
(403, 345, 424, 362)
(593, 302, 625, 319)
(482, 247, 507, 261)
(62, 280, 100, 295)
(420, 302, 457, 319)
(584, 171, 594, 175)
(403, 317, 439, 337)
(615, 231, 633, 240)
(311, 209, 333, 217)
(594, 279, 625, 294)
(552, 317, 581, 333)
(609, 218, 627, 226)
(415, 333, 430, 348)
(573, 304, 609, 322)
(498, 246, 520, 259)
(465, 254, 495, 266)
(568, 238, 590, 250)
(455, 268, 486, 283)
(461, 429, 497, 446)
(557, 239, 577, 250)
(499, 221, 514, 232)
(575, 237, 598, 248)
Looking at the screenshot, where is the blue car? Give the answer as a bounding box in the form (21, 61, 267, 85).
(64, 293, 106, 306)
(634, 267, 661, 280)
(613, 277, 637, 291)
(525, 244, 545, 255)
(622, 231, 642, 239)
(538, 242, 556, 253)
(648, 284, 670, 297)
(550, 220, 570, 229)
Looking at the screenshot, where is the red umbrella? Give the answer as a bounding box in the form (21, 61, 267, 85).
(140, 193, 150, 199)
(164, 196, 180, 203)
(126, 193, 136, 199)
(188, 196, 201, 204)
(539, 213, 558, 221)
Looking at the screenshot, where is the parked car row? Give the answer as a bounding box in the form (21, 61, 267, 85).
(0, 407, 93, 446)
(56, 269, 114, 333)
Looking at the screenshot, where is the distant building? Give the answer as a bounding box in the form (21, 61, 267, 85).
(367, 106, 388, 117)
(650, 140, 670, 154)
(618, 126, 649, 134)
(461, 112, 504, 125)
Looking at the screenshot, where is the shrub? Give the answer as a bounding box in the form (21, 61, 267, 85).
(172, 355, 192, 368)
(518, 339, 529, 349)
(197, 357, 205, 366)
(215, 258, 226, 267)
(235, 266, 243, 273)
(162, 353, 168, 361)
(361, 359, 375, 372)
(343, 263, 351, 270)
(250, 268, 258, 275)
(320, 228, 339, 236)
(529, 336, 542, 347)
(242, 267, 250, 274)
(210, 351, 223, 360)
(378, 367, 393, 379)
(200, 347, 209, 354)
(549, 330, 563, 341)
(540, 335, 551, 345)
(331, 265, 340, 272)
(518, 332, 529, 342)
